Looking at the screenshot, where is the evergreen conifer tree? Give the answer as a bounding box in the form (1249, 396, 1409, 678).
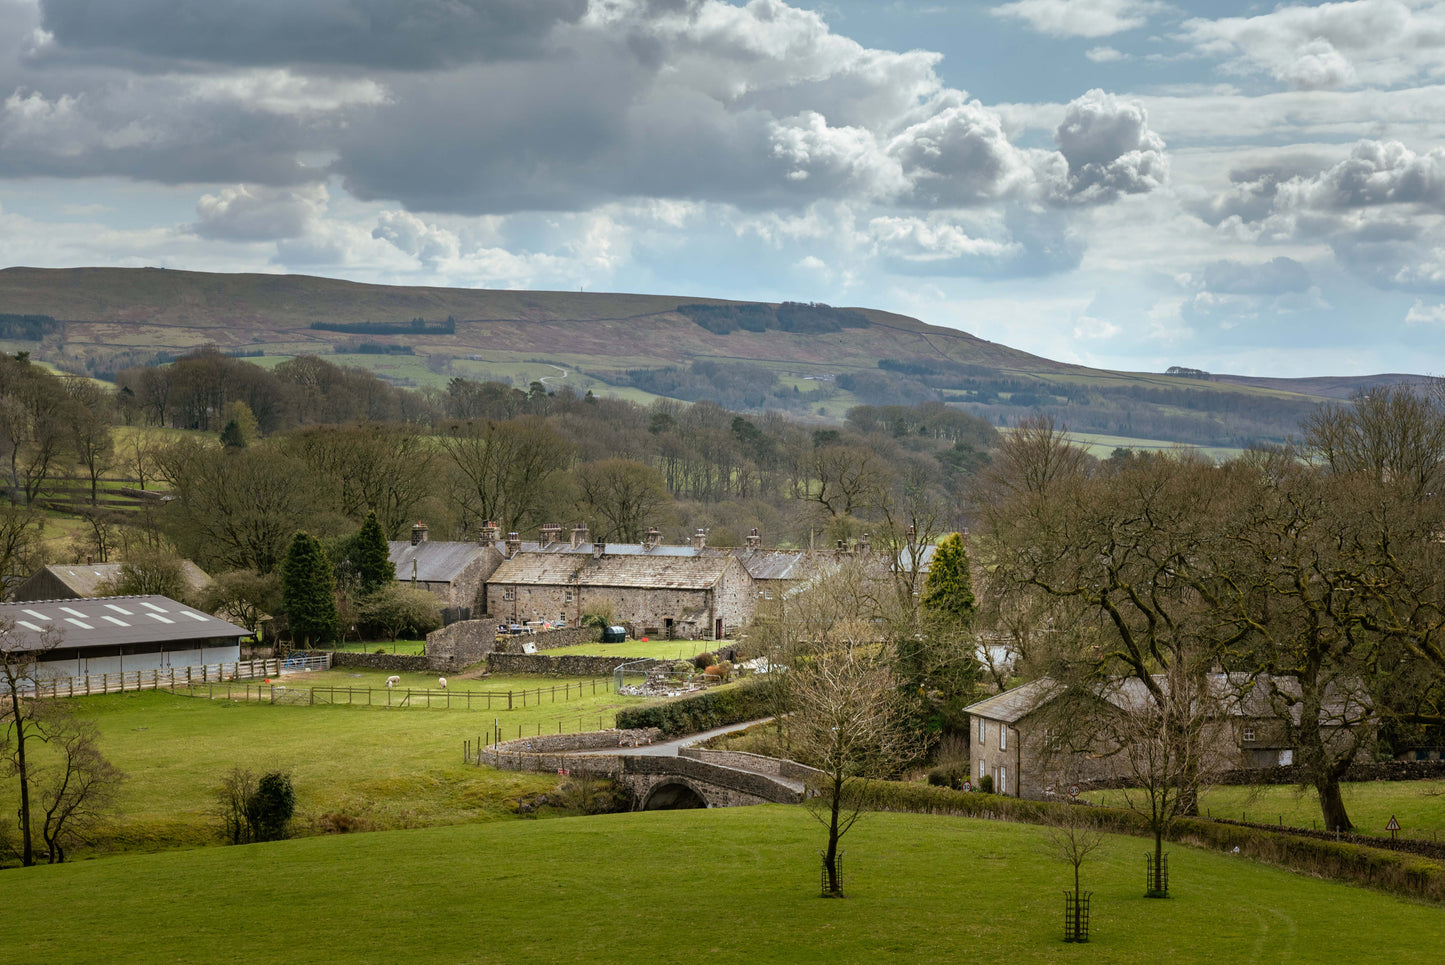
(921, 532, 977, 626)
(354, 510, 395, 596)
(281, 531, 339, 647)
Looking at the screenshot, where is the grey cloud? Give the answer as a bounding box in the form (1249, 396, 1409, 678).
(192, 183, 327, 241)
(38, 0, 587, 69)
(1053, 89, 1167, 203)
(1200, 257, 1311, 295)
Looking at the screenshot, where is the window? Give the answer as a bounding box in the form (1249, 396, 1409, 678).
(502, 587, 515, 602)
(1045, 729, 1062, 752)
(979, 759, 986, 780)
(1000, 726, 1007, 751)
(1242, 727, 1255, 742)
(564, 589, 574, 604)
(999, 766, 1008, 794)
(979, 718, 987, 743)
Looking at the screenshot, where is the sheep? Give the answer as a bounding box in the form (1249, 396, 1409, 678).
(385, 675, 400, 689)
(438, 677, 448, 690)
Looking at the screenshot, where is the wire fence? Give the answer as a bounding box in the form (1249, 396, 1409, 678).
(165, 677, 613, 711)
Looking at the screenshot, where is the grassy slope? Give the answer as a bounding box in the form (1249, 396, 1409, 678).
(17, 672, 642, 851)
(4, 807, 1441, 964)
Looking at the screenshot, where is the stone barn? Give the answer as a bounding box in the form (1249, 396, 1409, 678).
(485, 551, 756, 640)
(0, 595, 249, 681)
(9, 561, 212, 603)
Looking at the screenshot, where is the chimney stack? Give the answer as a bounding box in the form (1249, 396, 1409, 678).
(479, 520, 500, 544)
(643, 527, 661, 550)
(410, 521, 429, 546)
(540, 523, 562, 546)
(505, 532, 521, 556)
(745, 528, 761, 551)
(571, 523, 590, 548)
(593, 540, 606, 559)
(691, 529, 707, 551)
(857, 532, 871, 553)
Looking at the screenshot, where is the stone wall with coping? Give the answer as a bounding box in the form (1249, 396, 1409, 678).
(679, 747, 819, 782)
(479, 728, 661, 777)
(486, 653, 661, 677)
(328, 651, 436, 673)
(426, 620, 499, 669)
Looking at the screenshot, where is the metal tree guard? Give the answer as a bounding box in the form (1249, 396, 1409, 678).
(1145, 851, 1170, 897)
(1063, 891, 1092, 943)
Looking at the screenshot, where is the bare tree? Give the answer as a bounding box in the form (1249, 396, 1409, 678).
(38, 709, 123, 863)
(1045, 806, 1106, 942)
(792, 646, 921, 897)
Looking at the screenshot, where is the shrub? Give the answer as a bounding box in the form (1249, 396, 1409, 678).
(927, 762, 970, 790)
(692, 652, 716, 670)
(216, 768, 296, 844)
(615, 678, 778, 737)
(356, 584, 442, 641)
(671, 660, 694, 674)
(978, 774, 994, 794)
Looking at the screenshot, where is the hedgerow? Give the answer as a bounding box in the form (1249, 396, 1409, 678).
(615, 678, 777, 737)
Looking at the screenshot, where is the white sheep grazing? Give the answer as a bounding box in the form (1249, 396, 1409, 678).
(438, 677, 448, 690)
(385, 675, 401, 689)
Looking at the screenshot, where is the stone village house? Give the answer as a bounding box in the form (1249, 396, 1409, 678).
(963, 674, 1370, 799)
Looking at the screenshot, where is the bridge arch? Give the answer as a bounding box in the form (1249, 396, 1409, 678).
(641, 778, 709, 810)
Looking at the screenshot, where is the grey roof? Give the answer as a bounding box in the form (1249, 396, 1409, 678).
(14, 561, 211, 599)
(488, 553, 743, 590)
(528, 541, 713, 557)
(388, 541, 488, 584)
(962, 678, 1064, 724)
(0, 595, 248, 653)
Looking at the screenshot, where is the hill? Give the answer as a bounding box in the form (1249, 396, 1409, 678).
(0, 266, 1421, 446)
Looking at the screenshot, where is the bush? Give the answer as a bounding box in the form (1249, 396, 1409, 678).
(692, 652, 716, 671)
(615, 678, 778, 737)
(927, 762, 971, 790)
(671, 660, 694, 674)
(978, 774, 994, 794)
(216, 768, 296, 844)
(356, 584, 442, 641)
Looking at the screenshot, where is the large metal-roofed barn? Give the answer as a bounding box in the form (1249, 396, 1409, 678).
(9, 561, 212, 602)
(0, 595, 248, 680)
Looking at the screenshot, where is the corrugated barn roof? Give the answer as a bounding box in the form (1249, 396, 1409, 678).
(0, 595, 248, 653)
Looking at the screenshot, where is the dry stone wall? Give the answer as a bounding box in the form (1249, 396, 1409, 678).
(487, 653, 661, 676)
(329, 651, 435, 673)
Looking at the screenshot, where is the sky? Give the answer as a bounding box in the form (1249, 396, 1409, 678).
(1, 1, 1443, 378)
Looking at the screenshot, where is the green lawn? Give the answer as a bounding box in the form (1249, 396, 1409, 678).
(16, 673, 647, 853)
(1083, 780, 1445, 840)
(3, 807, 1440, 963)
(330, 639, 428, 655)
(540, 639, 717, 661)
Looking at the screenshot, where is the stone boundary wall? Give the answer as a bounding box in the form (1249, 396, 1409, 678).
(328, 651, 436, 673)
(493, 625, 603, 653)
(426, 620, 500, 669)
(486, 653, 661, 677)
(479, 728, 662, 776)
(679, 748, 820, 782)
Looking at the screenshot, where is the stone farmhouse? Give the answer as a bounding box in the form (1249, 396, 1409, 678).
(0, 594, 248, 681)
(9, 560, 212, 603)
(964, 674, 1370, 799)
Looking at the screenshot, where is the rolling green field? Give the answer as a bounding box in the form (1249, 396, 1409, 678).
(17, 672, 644, 853)
(4, 807, 1440, 964)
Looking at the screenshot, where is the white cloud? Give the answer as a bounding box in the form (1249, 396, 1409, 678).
(193, 183, 329, 241)
(1086, 46, 1128, 63)
(1405, 298, 1445, 323)
(992, 0, 1167, 38)
(1054, 89, 1168, 203)
(1179, 1, 1445, 90)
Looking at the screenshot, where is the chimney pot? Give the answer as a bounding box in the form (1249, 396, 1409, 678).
(411, 522, 429, 546)
(691, 529, 707, 551)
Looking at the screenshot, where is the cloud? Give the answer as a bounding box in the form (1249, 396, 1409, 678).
(1198, 257, 1312, 295)
(992, 0, 1167, 38)
(1405, 299, 1445, 323)
(1086, 46, 1128, 64)
(1178, 1, 1445, 90)
(1054, 89, 1168, 203)
(36, 0, 588, 69)
(372, 211, 462, 267)
(193, 183, 329, 241)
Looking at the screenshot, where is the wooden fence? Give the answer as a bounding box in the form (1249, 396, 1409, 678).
(168, 677, 611, 711)
(33, 659, 281, 698)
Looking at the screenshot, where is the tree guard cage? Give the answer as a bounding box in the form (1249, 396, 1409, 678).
(1063, 891, 1092, 943)
(1145, 852, 1170, 898)
(819, 850, 844, 897)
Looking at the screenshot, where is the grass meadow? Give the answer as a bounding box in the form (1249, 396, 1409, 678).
(12, 669, 646, 853)
(4, 807, 1442, 964)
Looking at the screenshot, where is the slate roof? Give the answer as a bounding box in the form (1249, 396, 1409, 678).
(488, 553, 742, 590)
(962, 678, 1064, 724)
(0, 595, 248, 653)
(388, 541, 489, 584)
(11, 561, 211, 600)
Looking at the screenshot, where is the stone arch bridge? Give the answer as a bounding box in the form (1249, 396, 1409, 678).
(479, 730, 813, 811)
